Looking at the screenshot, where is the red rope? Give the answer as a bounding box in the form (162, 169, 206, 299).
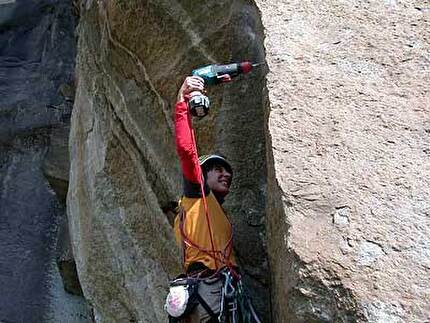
(188, 112, 218, 268)
(178, 207, 232, 264)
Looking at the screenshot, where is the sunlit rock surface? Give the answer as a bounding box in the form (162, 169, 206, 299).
(259, 0, 429, 322)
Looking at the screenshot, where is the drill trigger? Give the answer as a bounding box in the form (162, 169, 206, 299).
(217, 74, 232, 83)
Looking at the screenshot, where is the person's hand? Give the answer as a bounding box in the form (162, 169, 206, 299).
(177, 76, 205, 102)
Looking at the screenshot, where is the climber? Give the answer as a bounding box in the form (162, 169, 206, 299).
(172, 75, 235, 323)
(165, 76, 261, 323)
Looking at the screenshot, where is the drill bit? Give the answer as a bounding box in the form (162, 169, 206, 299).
(252, 62, 265, 68)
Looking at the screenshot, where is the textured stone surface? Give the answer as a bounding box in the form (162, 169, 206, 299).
(69, 0, 269, 322)
(259, 0, 429, 322)
(0, 0, 91, 322)
(69, 1, 429, 322)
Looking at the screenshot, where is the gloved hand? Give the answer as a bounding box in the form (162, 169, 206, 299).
(177, 76, 205, 102)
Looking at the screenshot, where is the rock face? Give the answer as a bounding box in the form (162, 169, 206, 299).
(2, 0, 427, 322)
(259, 0, 429, 322)
(69, 1, 268, 322)
(0, 0, 91, 322)
(69, 1, 429, 323)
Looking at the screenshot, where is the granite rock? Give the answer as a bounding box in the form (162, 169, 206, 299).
(0, 0, 91, 322)
(69, 0, 269, 322)
(69, 1, 429, 322)
(259, 0, 430, 322)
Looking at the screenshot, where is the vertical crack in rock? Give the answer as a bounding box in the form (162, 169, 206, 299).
(100, 5, 174, 134)
(105, 97, 179, 252)
(151, 0, 218, 64)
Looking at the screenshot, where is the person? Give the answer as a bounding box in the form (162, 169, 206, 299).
(172, 75, 237, 322)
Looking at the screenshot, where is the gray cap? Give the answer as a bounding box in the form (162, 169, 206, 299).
(198, 154, 233, 175)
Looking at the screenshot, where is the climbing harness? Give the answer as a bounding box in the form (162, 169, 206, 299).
(166, 268, 262, 323)
(165, 276, 219, 322)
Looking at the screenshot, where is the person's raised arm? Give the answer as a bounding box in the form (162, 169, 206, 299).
(175, 76, 204, 184)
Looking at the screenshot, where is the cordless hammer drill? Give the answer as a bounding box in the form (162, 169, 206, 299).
(188, 61, 262, 118)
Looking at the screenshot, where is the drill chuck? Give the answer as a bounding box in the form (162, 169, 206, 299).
(188, 94, 210, 118)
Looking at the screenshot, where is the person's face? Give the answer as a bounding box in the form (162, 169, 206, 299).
(206, 164, 232, 198)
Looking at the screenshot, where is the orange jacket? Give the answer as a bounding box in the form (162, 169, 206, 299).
(174, 192, 236, 271)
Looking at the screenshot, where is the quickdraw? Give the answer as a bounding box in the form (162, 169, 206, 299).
(217, 269, 262, 323)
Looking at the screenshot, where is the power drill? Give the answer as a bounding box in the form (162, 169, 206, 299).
(188, 61, 262, 118)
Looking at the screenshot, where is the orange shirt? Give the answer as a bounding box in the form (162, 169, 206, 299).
(174, 192, 236, 271)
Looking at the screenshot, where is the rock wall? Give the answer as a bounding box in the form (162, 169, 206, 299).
(0, 0, 91, 322)
(69, 1, 429, 323)
(1, 0, 427, 322)
(259, 0, 429, 322)
(69, 1, 268, 322)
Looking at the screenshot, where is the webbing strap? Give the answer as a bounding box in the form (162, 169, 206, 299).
(168, 315, 179, 323)
(196, 292, 219, 322)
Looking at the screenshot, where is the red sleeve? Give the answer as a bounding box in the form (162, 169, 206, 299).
(175, 101, 202, 184)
